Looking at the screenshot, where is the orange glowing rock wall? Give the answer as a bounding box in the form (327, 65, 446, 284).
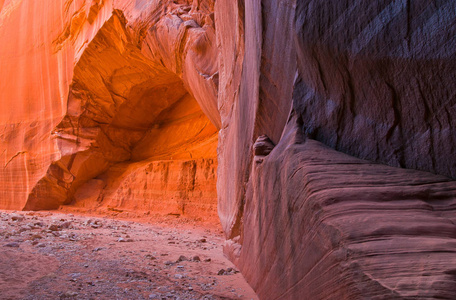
(74, 158, 217, 220)
(0, 0, 112, 209)
(0, 0, 219, 218)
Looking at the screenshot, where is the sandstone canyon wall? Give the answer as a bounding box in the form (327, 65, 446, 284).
(1, 0, 456, 299)
(0, 0, 219, 221)
(216, 0, 456, 299)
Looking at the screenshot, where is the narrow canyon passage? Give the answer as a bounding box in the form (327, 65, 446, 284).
(2, 1, 456, 299)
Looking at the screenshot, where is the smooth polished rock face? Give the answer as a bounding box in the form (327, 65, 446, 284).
(1, 0, 456, 299)
(293, 0, 456, 179)
(215, 0, 456, 299)
(233, 116, 456, 299)
(215, 0, 297, 239)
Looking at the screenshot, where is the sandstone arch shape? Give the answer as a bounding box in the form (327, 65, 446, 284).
(11, 2, 220, 221)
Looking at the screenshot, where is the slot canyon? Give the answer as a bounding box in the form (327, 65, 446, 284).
(0, 0, 456, 299)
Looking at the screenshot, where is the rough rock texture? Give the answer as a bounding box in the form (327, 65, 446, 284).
(74, 158, 217, 221)
(2, 0, 456, 299)
(0, 210, 258, 300)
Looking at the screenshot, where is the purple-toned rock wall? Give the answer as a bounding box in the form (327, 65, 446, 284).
(218, 0, 456, 299)
(294, 0, 456, 178)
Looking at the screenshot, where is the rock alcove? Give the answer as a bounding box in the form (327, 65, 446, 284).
(18, 4, 221, 223)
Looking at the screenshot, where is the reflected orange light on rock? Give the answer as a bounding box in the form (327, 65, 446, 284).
(0, 1, 219, 222)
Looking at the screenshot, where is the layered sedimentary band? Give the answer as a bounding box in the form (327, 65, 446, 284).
(1, 0, 456, 298)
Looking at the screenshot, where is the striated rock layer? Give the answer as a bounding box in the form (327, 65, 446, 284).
(1, 0, 456, 299)
(230, 116, 456, 299)
(73, 157, 217, 221)
(215, 0, 456, 299)
(0, 0, 219, 218)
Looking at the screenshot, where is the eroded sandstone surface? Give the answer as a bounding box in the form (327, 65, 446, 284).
(1, 0, 456, 299)
(0, 0, 219, 220)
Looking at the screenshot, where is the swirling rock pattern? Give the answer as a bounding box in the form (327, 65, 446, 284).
(0, 0, 219, 218)
(216, 0, 456, 299)
(1, 0, 456, 299)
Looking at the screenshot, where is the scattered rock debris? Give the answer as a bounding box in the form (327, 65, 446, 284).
(0, 210, 258, 300)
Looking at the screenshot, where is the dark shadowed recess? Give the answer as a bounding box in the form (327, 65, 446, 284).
(294, 0, 456, 179)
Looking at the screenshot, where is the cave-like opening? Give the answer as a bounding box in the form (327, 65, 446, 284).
(24, 8, 220, 224)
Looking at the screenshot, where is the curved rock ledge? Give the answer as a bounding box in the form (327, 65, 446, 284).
(234, 115, 456, 299)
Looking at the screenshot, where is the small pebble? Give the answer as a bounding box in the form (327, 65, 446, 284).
(60, 291, 78, 298)
(217, 269, 226, 275)
(60, 221, 72, 229)
(11, 215, 24, 222)
(177, 255, 188, 262)
(48, 224, 60, 231)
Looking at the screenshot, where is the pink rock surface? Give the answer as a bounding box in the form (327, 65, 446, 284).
(230, 116, 456, 299)
(214, 0, 456, 298)
(1, 1, 456, 299)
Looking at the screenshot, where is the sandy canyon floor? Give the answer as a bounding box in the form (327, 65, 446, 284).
(0, 209, 257, 300)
